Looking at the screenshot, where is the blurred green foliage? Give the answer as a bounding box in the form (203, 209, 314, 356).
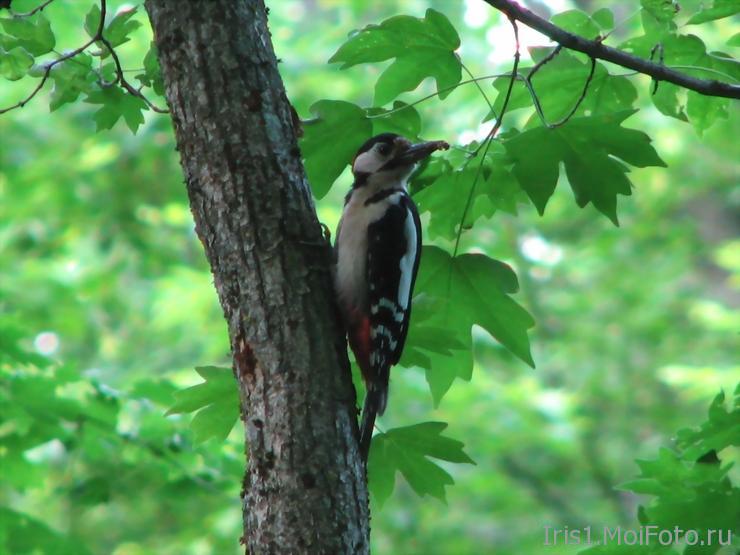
(1, 0, 738, 554)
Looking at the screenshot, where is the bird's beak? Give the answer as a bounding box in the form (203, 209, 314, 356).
(393, 140, 450, 165)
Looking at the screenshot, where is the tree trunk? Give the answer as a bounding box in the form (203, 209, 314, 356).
(145, 1, 370, 553)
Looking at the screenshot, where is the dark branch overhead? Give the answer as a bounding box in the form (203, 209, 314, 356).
(481, 0, 740, 100)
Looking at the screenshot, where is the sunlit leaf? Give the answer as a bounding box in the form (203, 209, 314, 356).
(592, 8, 615, 30)
(0, 12, 55, 56)
(687, 0, 740, 24)
(651, 82, 688, 121)
(0, 45, 32, 80)
(329, 8, 461, 106)
(640, 0, 680, 22)
(550, 10, 600, 38)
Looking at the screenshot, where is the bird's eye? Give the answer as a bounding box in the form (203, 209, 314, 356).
(377, 144, 391, 156)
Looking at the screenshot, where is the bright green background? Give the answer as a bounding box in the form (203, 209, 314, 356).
(1, 1, 738, 554)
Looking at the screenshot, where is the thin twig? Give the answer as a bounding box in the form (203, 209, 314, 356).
(0, 0, 168, 115)
(451, 135, 496, 259)
(548, 56, 596, 127)
(0, 0, 106, 114)
(480, 15, 520, 147)
(99, 34, 169, 113)
(461, 61, 496, 120)
(452, 16, 521, 259)
(11, 0, 56, 17)
(359, 73, 511, 120)
(527, 44, 563, 80)
(481, 0, 740, 99)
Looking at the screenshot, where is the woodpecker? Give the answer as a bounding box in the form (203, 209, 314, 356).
(334, 133, 449, 461)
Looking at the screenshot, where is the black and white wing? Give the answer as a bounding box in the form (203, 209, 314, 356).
(366, 192, 422, 391)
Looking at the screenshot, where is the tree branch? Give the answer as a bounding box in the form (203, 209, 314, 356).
(481, 0, 740, 100)
(0, 0, 167, 115)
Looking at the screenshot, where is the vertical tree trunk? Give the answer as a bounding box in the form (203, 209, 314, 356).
(145, 1, 370, 553)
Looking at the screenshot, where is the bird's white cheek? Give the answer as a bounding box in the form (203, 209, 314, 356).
(353, 151, 382, 174)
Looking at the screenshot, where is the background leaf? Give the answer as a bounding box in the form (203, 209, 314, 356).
(167, 366, 239, 443)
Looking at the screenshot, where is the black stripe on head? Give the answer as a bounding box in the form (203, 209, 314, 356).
(355, 133, 400, 156)
(364, 188, 404, 206)
(352, 171, 370, 189)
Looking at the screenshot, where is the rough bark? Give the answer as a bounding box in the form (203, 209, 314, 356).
(145, 1, 370, 553)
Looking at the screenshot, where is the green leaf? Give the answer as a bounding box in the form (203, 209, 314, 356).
(640, 0, 680, 22)
(619, 32, 734, 131)
(651, 82, 688, 121)
(728, 32, 740, 46)
(592, 8, 615, 30)
(84, 86, 149, 133)
(488, 51, 637, 124)
(504, 111, 666, 224)
(367, 101, 421, 139)
(675, 390, 740, 459)
(550, 10, 600, 38)
(687, 0, 740, 24)
(687, 89, 729, 134)
(0, 45, 32, 80)
(579, 543, 671, 554)
(329, 8, 461, 106)
(0, 508, 93, 555)
(0, 12, 55, 56)
(413, 144, 523, 240)
(0, 320, 51, 367)
(69, 476, 112, 505)
(130, 378, 178, 406)
(84, 3, 101, 38)
(300, 100, 371, 198)
(135, 42, 165, 96)
(166, 366, 239, 443)
(103, 6, 141, 48)
(368, 422, 474, 505)
(48, 53, 94, 111)
(411, 247, 534, 402)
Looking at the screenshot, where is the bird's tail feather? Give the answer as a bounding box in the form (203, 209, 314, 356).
(358, 382, 387, 462)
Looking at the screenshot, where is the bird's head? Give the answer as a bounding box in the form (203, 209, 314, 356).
(351, 133, 449, 188)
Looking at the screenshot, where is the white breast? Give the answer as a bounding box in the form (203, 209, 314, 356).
(335, 189, 403, 315)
